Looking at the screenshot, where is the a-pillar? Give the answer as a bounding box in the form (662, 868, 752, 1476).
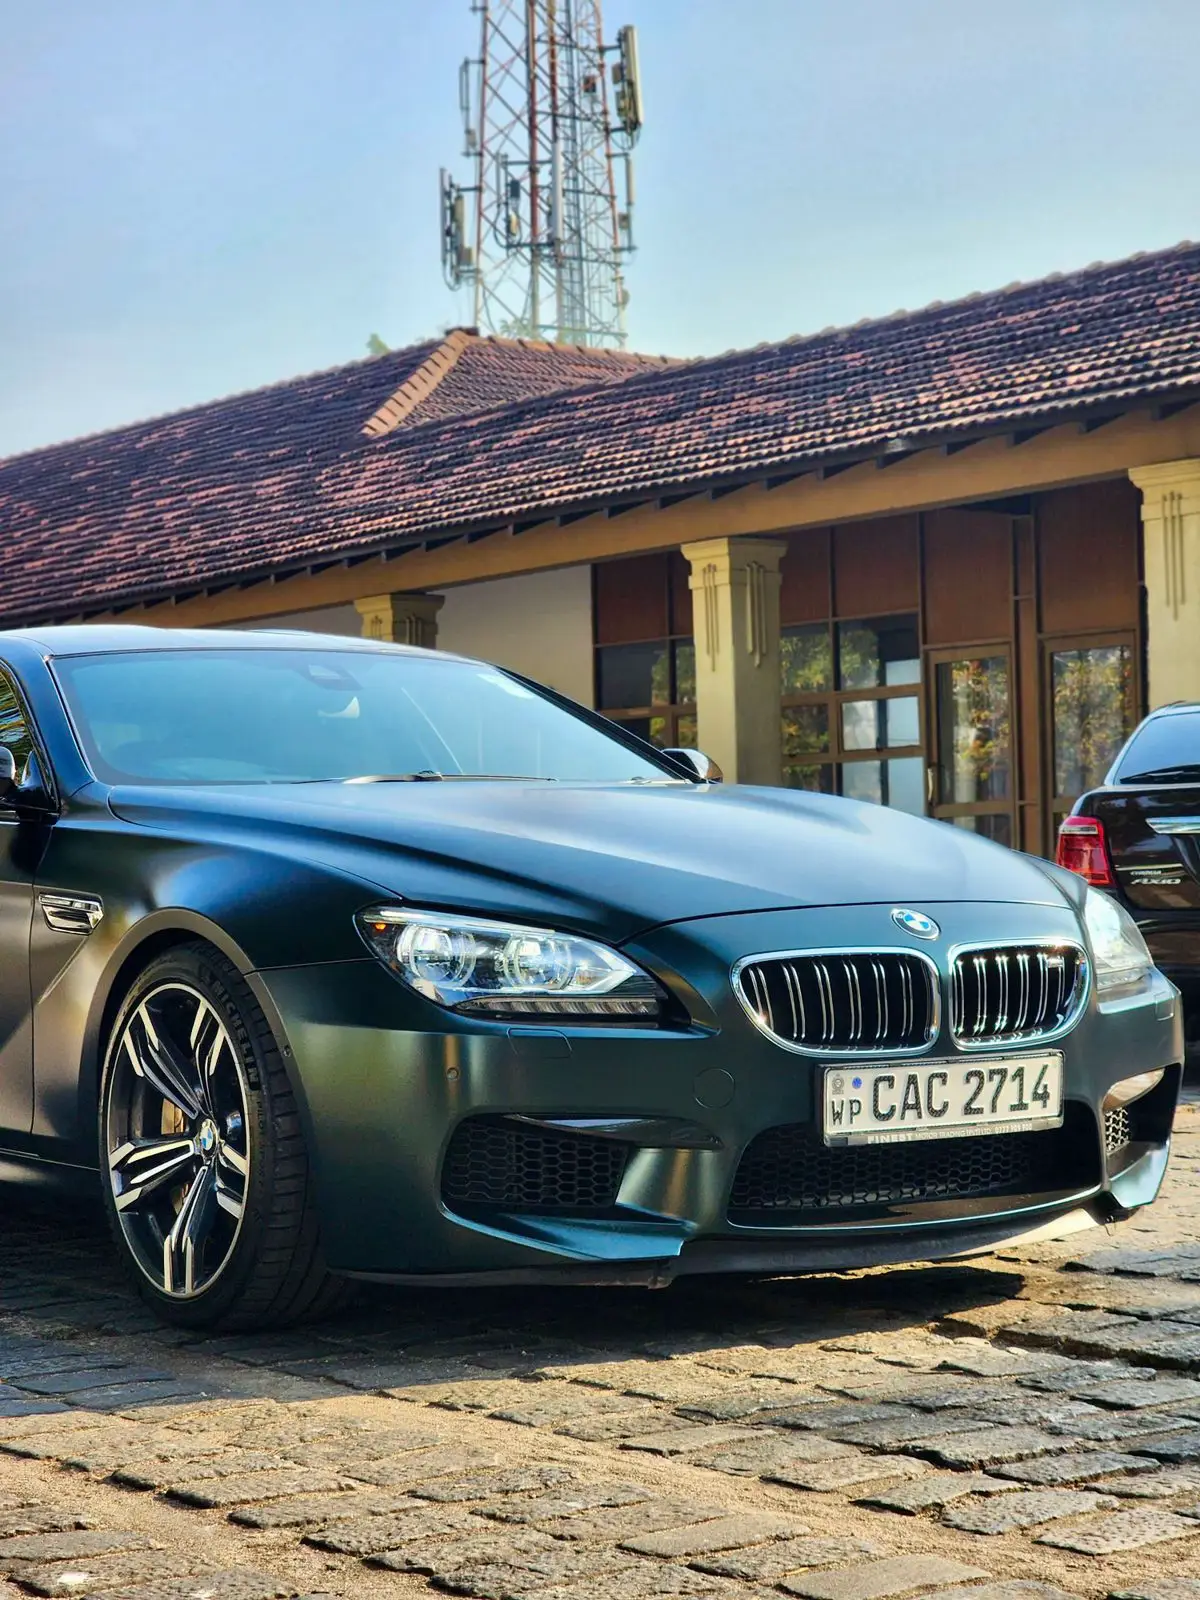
(1129, 461, 1200, 708)
(680, 536, 785, 785)
(354, 592, 444, 648)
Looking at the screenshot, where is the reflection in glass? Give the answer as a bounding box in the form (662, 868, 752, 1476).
(951, 813, 1013, 848)
(841, 696, 919, 751)
(842, 757, 924, 814)
(838, 616, 919, 691)
(937, 656, 1010, 803)
(784, 761, 834, 793)
(781, 624, 834, 694)
(1052, 645, 1131, 798)
(597, 642, 670, 709)
(782, 705, 830, 759)
(886, 757, 925, 816)
(673, 641, 696, 704)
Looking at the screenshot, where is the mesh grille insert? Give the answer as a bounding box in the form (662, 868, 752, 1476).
(736, 951, 936, 1052)
(442, 1116, 629, 1214)
(1104, 1106, 1132, 1155)
(730, 1110, 1097, 1224)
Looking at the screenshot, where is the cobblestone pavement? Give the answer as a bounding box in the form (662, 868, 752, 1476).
(2, 1107, 1200, 1600)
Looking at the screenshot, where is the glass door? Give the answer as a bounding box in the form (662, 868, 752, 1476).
(929, 648, 1015, 846)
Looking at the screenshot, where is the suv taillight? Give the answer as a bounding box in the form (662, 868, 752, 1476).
(1056, 815, 1115, 888)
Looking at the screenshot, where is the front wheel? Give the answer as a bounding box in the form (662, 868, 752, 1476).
(100, 941, 346, 1329)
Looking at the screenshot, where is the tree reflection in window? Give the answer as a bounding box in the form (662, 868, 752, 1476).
(1052, 644, 1132, 799)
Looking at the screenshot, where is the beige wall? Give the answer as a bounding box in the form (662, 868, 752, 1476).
(436, 566, 595, 707)
(225, 603, 362, 636)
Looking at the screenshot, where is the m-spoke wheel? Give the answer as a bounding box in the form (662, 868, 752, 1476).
(107, 984, 251, 1298)
(100, 942, 347, 1329)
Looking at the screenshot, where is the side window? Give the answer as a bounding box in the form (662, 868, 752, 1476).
(0, 670, 35, 784)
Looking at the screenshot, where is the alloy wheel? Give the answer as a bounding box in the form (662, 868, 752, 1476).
(105, 981, 251, 1298)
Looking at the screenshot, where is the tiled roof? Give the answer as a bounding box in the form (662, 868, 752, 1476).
(3, 242, 1200, 625)
(0, 332, 667, 625)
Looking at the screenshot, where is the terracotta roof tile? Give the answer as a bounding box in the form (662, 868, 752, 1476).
(3, 243, 1200, 624)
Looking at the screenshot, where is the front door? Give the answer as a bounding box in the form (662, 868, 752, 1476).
(0, 668, 36, 1137)
(928, 647, 1016, 848)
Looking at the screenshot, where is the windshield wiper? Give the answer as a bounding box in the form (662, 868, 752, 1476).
(1120, 764, 1200, 784)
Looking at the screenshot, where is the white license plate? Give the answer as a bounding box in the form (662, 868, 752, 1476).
(823, 1054, 1064, 1146)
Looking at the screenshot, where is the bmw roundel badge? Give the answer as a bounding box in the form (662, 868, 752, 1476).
(891, 907, 940, 940)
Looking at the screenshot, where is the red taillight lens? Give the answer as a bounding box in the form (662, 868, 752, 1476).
(1056, 815, 1114, 888)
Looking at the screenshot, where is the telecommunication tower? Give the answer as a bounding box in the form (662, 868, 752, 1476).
(440, 2, 643, 348)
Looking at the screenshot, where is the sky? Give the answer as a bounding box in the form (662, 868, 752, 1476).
(2, 0, 1200, 457)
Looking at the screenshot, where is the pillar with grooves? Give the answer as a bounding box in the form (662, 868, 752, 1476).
(1129, 461, 1200, 708)
(681, 537, 785, 785)
(354, 593, 444, 648)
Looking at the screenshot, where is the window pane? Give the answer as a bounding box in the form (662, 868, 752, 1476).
(838, 615, 919, 691)
(0, 673, 33, 782)
(597, 642, 670, 710)
(673, 640, 696, 704)
(782, 705, 830, 759)
(841, 695, 919, 751)
(951, 813, 1013, 848)
(842, 760, 882, 805)
(785, 761, 834, 793)
(676, 713, 698, 749)
(1051, 645, 1132, 797)
(781, 624, 834, 694)
(936, 656, 1011, 803)
(1116, 708, 1200, 782)
(883, 757, 925, 816)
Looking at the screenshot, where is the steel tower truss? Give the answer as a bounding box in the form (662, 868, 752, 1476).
(442, 1, 641, 348)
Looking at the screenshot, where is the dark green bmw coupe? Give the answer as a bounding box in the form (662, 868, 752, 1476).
(0, 626, 1183, 1328)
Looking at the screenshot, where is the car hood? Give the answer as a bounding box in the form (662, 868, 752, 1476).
(108, 779, 1070, 942)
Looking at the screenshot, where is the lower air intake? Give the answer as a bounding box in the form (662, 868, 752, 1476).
(729, 1107, 1098, 1224)
(441, 1116, 629, 1215)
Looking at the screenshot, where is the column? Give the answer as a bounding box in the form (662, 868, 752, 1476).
(354, 592, 444, 648)
(680, 536, 785, 785)
(1129, 461, 1200, 708)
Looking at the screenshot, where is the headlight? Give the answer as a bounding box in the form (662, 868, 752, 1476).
(357, 906, 664, 1020)
(1083, 887, 1155, 1000)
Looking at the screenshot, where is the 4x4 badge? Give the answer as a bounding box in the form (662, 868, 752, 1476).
(891, 908, 940, 940)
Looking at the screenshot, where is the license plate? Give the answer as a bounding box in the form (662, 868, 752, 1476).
(823, 1054, 1064, 1146)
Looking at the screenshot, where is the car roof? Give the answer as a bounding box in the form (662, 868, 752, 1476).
(0, 623, 472, 663)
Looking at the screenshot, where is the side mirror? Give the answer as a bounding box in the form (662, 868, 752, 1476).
(0, 747, 15, 804)
(662, 747, 723, 783)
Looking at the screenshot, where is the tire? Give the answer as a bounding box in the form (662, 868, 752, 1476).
(99, 940, 350, 1330)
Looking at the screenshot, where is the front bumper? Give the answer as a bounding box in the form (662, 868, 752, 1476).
(251, 900, 1184, 1282)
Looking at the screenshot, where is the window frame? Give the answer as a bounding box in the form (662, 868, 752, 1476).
(780, 611, 924, 803)
(0, 661, 56, 817)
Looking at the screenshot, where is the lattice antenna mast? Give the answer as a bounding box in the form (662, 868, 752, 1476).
(441, 1, 642, 347)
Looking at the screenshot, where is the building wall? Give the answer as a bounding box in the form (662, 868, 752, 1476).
(437, 566, 595, 707)
(228, 603, 362, 636)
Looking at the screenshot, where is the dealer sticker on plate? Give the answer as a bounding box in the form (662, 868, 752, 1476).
(823, 1053, 1064, 1146)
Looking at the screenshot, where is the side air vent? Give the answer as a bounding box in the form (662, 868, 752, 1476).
(733, 950, 939, 1055)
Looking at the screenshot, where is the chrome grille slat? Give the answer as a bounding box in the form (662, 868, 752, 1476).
(735, 950, 937, 1055)
(950, 942, 1085, 1047)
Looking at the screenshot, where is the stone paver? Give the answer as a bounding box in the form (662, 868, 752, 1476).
(693, 1537, 885, 1581)
(906, 1427, 1063, 1469)
(1111, 1584, 1200, 1600)
(858, 1474, 1018, 1513)
(779, 1556, 990, 1600)
(304, 1505, 480, 1555)
(943, 1488, 1117, 1533)
(165, 1467, 354, 1508)
(765, 1454, 927, 1491)
(0, 1529, 159, 1574)
(1035, 1508, 1200, 1553)
(992, 1450, 1154, 1485)
(620, 1511, 810, 1557)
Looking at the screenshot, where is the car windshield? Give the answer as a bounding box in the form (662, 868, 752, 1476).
(1115, 711, 1200, 784)
(52, 647, 676, 785)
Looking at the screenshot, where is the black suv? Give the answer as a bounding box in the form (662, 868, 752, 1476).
(1058, 701, 1200, 1052)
